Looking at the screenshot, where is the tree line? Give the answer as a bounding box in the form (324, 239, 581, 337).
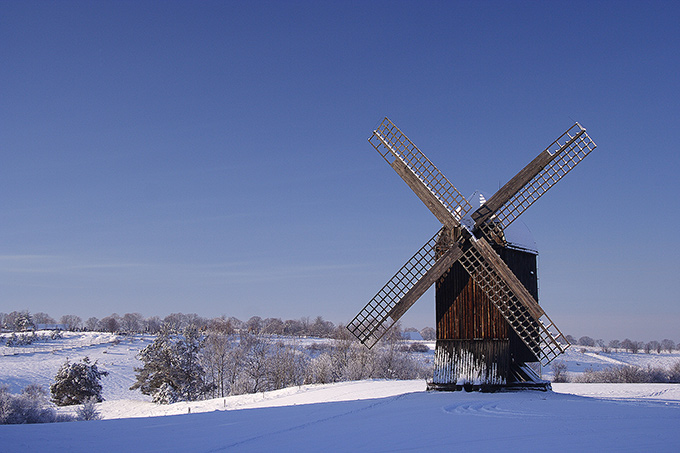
(566, 335, 678, 354)
(0, 310, 437, 341)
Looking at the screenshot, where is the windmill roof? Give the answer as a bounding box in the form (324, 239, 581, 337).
(466, 191, 538, 254)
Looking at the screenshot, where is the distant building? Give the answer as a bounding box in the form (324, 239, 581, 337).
(402, 331, 424, 341)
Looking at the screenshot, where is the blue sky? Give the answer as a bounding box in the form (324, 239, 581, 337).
(2, 0, 678, 341)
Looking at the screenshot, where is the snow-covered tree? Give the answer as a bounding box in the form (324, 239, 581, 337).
(144, 316, 163, 334)
(130, 326, 212, 403)
(50, 357, 108, 406)
(14, 310, 35, 331)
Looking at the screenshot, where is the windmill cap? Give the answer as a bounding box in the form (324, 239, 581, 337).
(465, 190, 538, 254)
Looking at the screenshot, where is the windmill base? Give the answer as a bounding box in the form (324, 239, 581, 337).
(429, 339, 551, 392)
(426, 380, 551, 393)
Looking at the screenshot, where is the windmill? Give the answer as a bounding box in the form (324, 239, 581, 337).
(347, 118, 596, 390)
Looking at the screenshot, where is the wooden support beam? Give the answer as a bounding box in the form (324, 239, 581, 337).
(391, 159, 460, 230)
(470, 237, 545, 321)
(471, 128, 586, 229)
(389, 244, 464, 321)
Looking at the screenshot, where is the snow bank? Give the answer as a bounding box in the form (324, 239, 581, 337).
(2, 380, 679, 452)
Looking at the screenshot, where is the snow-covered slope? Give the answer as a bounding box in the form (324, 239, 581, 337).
(2, 379, 679, 452)
(2, 333, 680, 452)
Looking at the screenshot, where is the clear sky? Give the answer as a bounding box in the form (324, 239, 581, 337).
(2, 0, 679, 341)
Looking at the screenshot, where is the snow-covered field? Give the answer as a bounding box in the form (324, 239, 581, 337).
(2, 332, 680, 452)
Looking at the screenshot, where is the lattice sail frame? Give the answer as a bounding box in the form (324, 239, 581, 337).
(480, 123, 596, 235)
(369, 118, 472, 222)
(458, 240, 567, 365)
(347, 230, 443, 348)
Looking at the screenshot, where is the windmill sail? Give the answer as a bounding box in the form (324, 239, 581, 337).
(472, 123, 596, 233)
(347, 229, 463, 348)
(369, 117, 472, 225)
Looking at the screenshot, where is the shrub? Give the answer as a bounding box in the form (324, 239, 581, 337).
(575, 363, 680, 383)
(551, 360, 569, 383)
(1, 385, 73, 424)
(76, 396, 102, 421)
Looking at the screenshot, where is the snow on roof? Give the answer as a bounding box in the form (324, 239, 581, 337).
(402, 331, 424, 341)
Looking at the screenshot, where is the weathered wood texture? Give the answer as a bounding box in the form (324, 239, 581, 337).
(436, 245, 539, 363)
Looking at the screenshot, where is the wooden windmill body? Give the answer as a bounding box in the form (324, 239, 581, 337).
(432, 205, 542, 390)
(347, 118, 597, 390)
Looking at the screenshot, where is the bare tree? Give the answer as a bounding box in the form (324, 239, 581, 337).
(240, 334, 270, 393)
(99, 315, 120, 333)
(621, 338, 634, 353)
(262, 317, 284, 335)
(202, 331, 233, 398)
(84, 317, 99, 331)
(267, 341, 306, 390)
(207, 316, 233, 335)
(578, 336, 595, 347)
(420, 327, 436, 341)
(161, 313, 205, 331)
(551, 360, 569, 383)
(309, 316, 334, 337)
(631, 341, 641, 354)
(661, 339, 676, 353)
(227, 317, 244, 331)
(283, 319, 304, 336)
(144, 316, 162, 334)
(647, 340, 661, 354)
(245, 316, 262, 334)
(33, 312, 56, 325)
(596, 339, 609, 353)
(60, 315, 82, 331)
(120, 313, 144, 334)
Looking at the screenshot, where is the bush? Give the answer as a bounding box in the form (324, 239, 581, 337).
(551, 360, 569, 383)
(76, 396, 102, 421)
(576, 362, 680, 383)
(51, 357, 108, 406)
(1, 385, 73, 424)
(399, 342, 430, 353)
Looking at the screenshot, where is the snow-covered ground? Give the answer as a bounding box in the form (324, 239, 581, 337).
(2, 332, 680, 452)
